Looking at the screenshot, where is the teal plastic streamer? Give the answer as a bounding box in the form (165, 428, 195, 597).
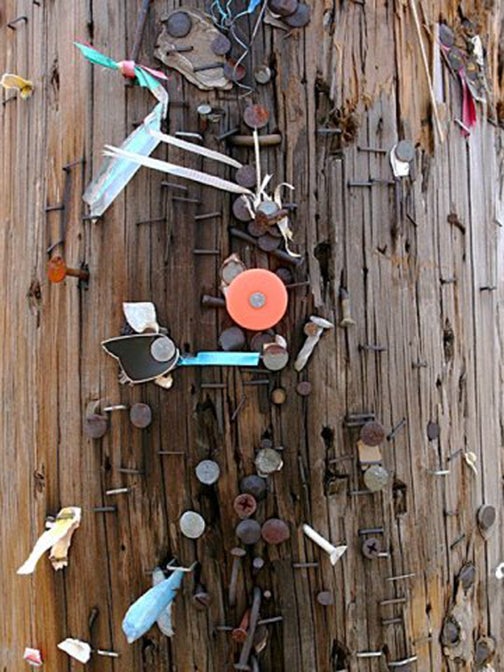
(178, 352, 260, 367)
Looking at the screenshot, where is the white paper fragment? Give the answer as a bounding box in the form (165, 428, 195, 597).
(23, 647, 43, 667)
(17, 507, 81, 575)
(57, 639, 92, 664)
(123, 302, 159, 334)
(495, 563, 504, 579)
(150, 130, 243, 169)
(390, 145, 410, 178)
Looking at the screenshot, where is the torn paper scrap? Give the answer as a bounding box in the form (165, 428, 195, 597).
(23, 648, 43, 667)
(1, 73, 33, 99)
(152, 567, 175, 637)
(17, 506, 81, 575)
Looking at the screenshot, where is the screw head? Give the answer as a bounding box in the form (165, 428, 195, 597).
(164, 10, 192, 38)
(129, 402, 152, 429)
(268, 0, 299, 16)
(235, 519, 261, 545)
(243, 104, 270, 130)
(283, 3, 311, 27)
(233, 493, 258, 519)
(363, 464, 389, 492)
(255, 448, 283, 476)
(218, 326, 246, 351)
(195, 459, 220, 485)
(261, 518, 290, 545)
(477, 504, 496, 531)
(240, 475, 268, 500)
(361, 537, 381, 559)
(84, 413, 108, 439)
(210, 33, 232, 56)
(179, 510, 206, 539)
(360, 420, 386, 446)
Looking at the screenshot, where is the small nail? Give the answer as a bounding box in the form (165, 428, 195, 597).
(218, 127, 240, 141)
(317, 127, 342, 134)
(385, 573, 416, 582)
(200, 382, 227, 390)
(193, 62, 224, 73)
(228, 548, 246, 608)
(356, 651, 383, 658)
(429, 469, 450, 476)
(387, 418, 406, 441)
(292, 562, 319, 568)
(379, 597, 407, 606)
(45, 204, 65, 212)
(117, 467, 144, 475)
(193, 249, 220, 255)
(450, 533, 465, 549)
(7, 15, 28, 29)
(171, 196, 201, 204)
(161, 181, 188, 191)
(388, 656, 418, 667)
(358, 527, 384, 535)
(339, 287, 355, 327)
(105, 487, 131, 495)
(357, 146, 387, 154)
(136, 216, 166, 226)
(93, 506, 117, 513)
(358, 343, 388, 352)
(194, 211, 222, 221)
(201, 295, 226, 308)
(381, 617, 403, 625)
(174, 131, 203, 140)
(157, 450, 185, 455)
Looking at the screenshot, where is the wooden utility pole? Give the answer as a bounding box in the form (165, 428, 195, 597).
(1, 1, 503, 670)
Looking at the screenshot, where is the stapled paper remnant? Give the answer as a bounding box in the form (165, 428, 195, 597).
(155, 10, 232, 91)
(17, 506, 81, 575)
(123, 302, 160, 334)
(122, 568, 186, 643)
(0, 73, 33, 98)
(23, 648, 43, 667)
(152, 567, 175, 637)
(57, 638, 119, 663)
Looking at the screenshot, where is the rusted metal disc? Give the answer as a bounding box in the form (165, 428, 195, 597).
(250, 332, 275, 352)
(283, 3, 311, 27)
(303, 321, 320, 337)
(261, 518, 290, 544)
(165, 11, 192, 38)
(296, 381, 312, 396)
(240, 474, 268, 500)
(235, 519, 261, 545)
(477, 504, 496, 531)
(268, 0, 299, 16)
(232, 195, 253, 222)
(394, 140, 415, 163)
(247, 219, 269, 238)
(254, 65, 272, 84)
(235, 164, 257, 189)
(129, 402, 152, 429)
(258, 233, 281, 251)
(438, 23, 454, 48)
(179, 510, 206, 539)
(211, 33, 232, 56)
(275, 267, 293, 284)
(255, 447, 283, 475)
(426, 420, 440, 441)
(262, 344, 289, 371)
(84, 413, 108, 439)
(223, 60, 246, 83)
(195, 459, 220, 485)
(218, 326, 246, 351)
(150, 335, 177, 362)
(233, 493, 258, 519)
(316, 591, 334, 606)
(243, 104, 270, 130)
(360, 420, 386, 446)
(363, 464, 389, 492)
(271, 387, 287, 405)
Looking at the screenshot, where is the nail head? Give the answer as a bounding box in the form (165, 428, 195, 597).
(254, 65, 272, 84)
(211, 33, 232, 56)
(235, 164, 257, 189)
(255, 448, 283, 476)
(262, 344, 289, 371)
(283, 3, 311, 27)
(165, 11, 192, 38)
(240, 474, 268, 500)
(218, 326, 246, 351)
(360, 420, 386, 446)
(150, 335, 177, 362)
(84, 414, 109, 439)
(195, 459, 221, 485)
(296, 381, 312, 396)
(129, 402, 152, 429)
(243, 104, 270, 130)
(316, 590, 334, 606)
(363, 464, 389, 492)
(235, 519, 262, 545)
(268, 0, 299, 16)
(477, 504, 496, 531)
(179, 510, 206, 539)
(261, 518, 290, 544)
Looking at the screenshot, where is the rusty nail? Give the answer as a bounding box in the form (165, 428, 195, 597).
(136, 216, 166, 226)
(379, 597, 407, 606)
(229, 227, 303, 266)
(171, 196, 201, 204)
(218, 127, 240, 141)
(45, 204, 65, 212)
(194, 211, 222, 221)
(201, 295, 226, 308)
(228, 548, 246, 607)
(192, 584, 211, 610)
(93, 506, 117, 513)
(161, 181, 188, 191)
(360, 420, 386, 446)
(450, 533, 465, 550)
(47, 257, 89, 284)
(7, 15, 28, 29)
(193, 62, 224, 73)
(193, 249, 220, 255)
(232, 610, 250, 643)
(234, 587, 262, 670)
(358, 343, 388, 352)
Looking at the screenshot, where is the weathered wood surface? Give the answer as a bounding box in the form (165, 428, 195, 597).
(1, 1, 504, 670)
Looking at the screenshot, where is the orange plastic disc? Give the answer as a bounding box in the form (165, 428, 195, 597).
(47, 256, 67, 283)
(225, 269, 288, 330)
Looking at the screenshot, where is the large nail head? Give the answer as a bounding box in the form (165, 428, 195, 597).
(255, 448, 283, 476)
(240, 474, 268, 500)
(195, 459, 220, 485)
(150, 335, 177, 362)
(360, 420, 386, 446)
(129, 402, 152, 428)
(261, 518, 290, 544)
(363, 464, 389, 492)
(84, 413, 109, 439)
(179, 511, 206, 539)
(164, 10, 192, 38)
(235, 519, 261, 545)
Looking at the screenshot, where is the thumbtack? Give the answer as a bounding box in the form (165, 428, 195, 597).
(105, 487, 131, 495)
(93, 506, 117, 513)
(7, 15, 28, 29)
(47, 256, 89, 284)
(302, 523, 347, 565)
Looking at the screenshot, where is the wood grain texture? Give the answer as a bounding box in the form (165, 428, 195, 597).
(1, 1, 503, 670)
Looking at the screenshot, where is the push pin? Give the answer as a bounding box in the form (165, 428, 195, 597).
(47, 256, 89, 284)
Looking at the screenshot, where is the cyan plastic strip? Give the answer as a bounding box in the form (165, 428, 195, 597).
(178, 352, 260, 367)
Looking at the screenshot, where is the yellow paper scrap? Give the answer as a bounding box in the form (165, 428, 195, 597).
(1, 73, 34, 99)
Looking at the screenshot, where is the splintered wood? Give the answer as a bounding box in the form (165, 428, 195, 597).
(0, 1, 503, 670)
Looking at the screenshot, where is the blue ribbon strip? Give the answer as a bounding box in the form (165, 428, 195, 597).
(178, 352, 260, 367)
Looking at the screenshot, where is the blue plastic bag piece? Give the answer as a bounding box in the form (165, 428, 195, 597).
(178, 352, 260, 367)
(83, 103, 164, 218)
(122, 569, 184, 644)
(247, 0, 262, 12)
